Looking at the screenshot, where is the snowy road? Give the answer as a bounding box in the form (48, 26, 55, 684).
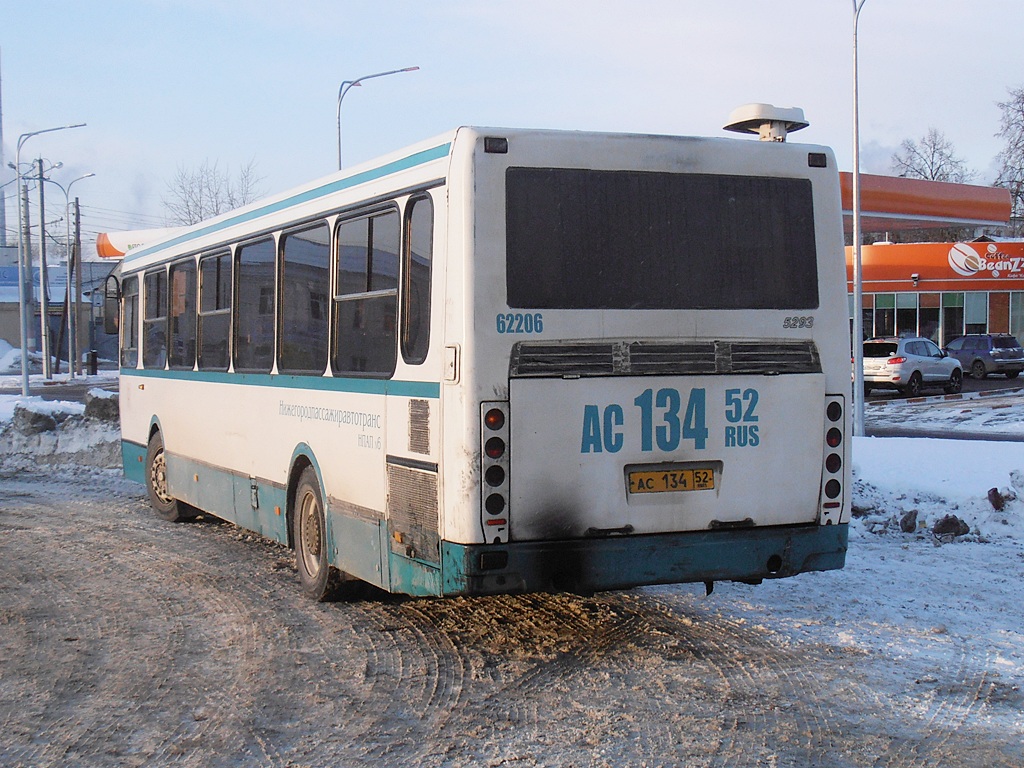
(1, 467, 1021, 768)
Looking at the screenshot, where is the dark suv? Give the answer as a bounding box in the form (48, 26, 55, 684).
(943, 334, 1024, 379)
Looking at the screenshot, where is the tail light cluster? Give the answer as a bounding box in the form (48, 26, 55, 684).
(481, 402, 510, 543)
(819, 395, 846, 525)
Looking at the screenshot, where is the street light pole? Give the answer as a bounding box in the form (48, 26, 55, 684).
(14, 122, 86, 396)
(852, 0, 867, 436)
(336, 66, 419, 170)
(45, 172, 94, 380)
(36, 158, 53, 379)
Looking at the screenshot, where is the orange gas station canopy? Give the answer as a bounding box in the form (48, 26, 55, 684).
(840, 173, 1011, 234)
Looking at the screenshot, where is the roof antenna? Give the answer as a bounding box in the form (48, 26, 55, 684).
(723, 103, 809, 142)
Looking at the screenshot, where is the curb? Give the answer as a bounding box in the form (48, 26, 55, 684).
(867, 387, 1024, 408)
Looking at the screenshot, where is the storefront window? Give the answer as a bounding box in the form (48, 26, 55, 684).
(1010, 292, 1024, 340)
(896, 293, 917, 336)
(873, 293, 895, 337)
(942, 293, 965, 345)
(919, 293, 940, 343)
(965, 292, 988, 335)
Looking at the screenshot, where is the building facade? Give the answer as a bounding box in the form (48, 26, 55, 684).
(847, 240, 1024, 345)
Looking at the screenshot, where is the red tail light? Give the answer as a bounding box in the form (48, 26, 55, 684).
(481, 402, 510, 544)
(887, 356, 907, 364)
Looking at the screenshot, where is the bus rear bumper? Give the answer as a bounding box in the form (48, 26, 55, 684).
(441, 523, 848, 596)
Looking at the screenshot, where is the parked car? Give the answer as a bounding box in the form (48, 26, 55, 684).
(862, 337, 962, 397)
(943, 333, 1024, 380)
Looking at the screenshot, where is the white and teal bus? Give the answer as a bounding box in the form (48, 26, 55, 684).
(118, 125, 851, 599)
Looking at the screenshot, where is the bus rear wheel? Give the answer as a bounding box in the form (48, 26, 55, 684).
(293, 467, 343, 601)
(145, 433, 195, 522)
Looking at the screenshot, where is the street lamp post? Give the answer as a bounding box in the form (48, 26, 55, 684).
(14, 123, 85, 396)
(852, 0, 867, 436)
(36, 159, 54, 379)
(336, 67, 419, 170)
(44, 172, 95, 380)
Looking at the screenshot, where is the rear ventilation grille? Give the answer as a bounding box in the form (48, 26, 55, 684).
(510, 340, 821, 377)
(408, 399, 430, 454)
(387, 463, 439, 563)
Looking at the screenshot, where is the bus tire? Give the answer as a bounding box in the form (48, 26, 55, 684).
(293, 467, 342, 601)
(145, 433, 195, 522)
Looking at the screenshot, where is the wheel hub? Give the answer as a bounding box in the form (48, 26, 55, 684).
(150, 451, 173, 504)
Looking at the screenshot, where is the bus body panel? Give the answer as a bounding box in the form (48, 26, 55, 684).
(122, 371, 443, 589)
(508, 373, 825, 540)
(439, 523, 849, 596)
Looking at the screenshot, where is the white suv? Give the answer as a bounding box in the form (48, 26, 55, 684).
(862, 337, 963, 397)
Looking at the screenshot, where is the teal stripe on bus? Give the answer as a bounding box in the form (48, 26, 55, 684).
(120, 368, 441, 399)
(123, 142, 452, 265)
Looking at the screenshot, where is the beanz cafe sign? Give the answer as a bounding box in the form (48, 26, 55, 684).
(847, 240, 1024, 291)
(948, 242, 1024, 279)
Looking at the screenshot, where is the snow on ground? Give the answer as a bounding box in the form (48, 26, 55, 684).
(1, 374, 1022, 747)
(0, 377, 1022, 544)
(1, 373, 1022, 610)
(868, 387, 1024, 437)
(1, 377, 1021, 586)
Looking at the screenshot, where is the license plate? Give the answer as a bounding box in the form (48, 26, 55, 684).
(628, 468, 715, 494)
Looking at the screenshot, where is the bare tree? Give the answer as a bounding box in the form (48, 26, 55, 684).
(890, 128, 976, 184)
(162, 158, 265, 225)
(995, 85, 1024, 235)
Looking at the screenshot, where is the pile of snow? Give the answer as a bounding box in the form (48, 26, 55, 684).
(0, 339, 20, 375)
(852, 435, 1024, 542)
(0, 341, 49, 375)
(0, 390, 120, 471)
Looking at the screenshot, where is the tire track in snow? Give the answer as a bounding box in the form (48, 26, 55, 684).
(2, 472, 1022, 767)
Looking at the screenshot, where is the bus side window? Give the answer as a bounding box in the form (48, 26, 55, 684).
(280, 222, 330, 375)
(234, 238, 276, 373)
(333, 209, 399, 377)
(402, 194, 433, 365)
(168, 259, 197, 370)
(143, 269, 167, 369)
(121, 275, 139, 368)
(199, 251, 231, 371)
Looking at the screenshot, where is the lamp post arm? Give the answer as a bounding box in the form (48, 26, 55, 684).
(336, 80, 358, 170)
(336, 67, 419, 169)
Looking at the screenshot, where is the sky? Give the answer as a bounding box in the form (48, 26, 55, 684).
(1, 0, 1023, 254)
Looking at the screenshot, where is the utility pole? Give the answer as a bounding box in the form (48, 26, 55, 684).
(73, 198, 82, 375)
(37, 158, 52, 378)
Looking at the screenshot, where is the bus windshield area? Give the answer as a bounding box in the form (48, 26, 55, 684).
(505, 167, 819, 311)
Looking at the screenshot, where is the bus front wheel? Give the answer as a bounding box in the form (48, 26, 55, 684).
(145, 433, 195, 522)
(293, 467, 343, 601)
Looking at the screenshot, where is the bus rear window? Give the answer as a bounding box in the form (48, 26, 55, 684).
(505, 168, 818, 310)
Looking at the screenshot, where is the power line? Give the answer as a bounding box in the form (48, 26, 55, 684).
(81, 204, 167, 229)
